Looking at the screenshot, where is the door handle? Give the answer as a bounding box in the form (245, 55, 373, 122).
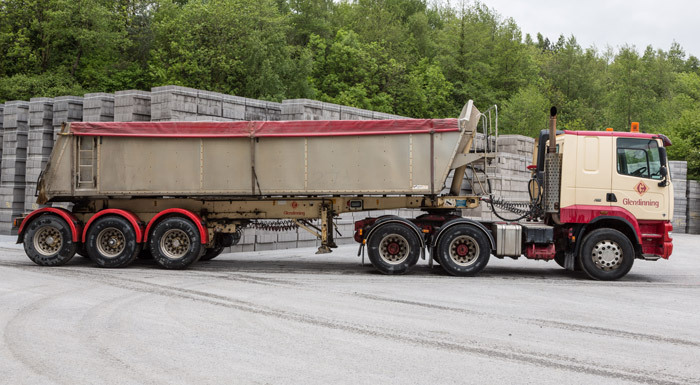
(606, 193, 617, 202)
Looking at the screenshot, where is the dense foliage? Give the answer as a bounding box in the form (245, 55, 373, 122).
(1, 0, 699, 176)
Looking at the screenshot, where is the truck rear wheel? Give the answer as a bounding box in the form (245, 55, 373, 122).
(579, 228, 635, 280)
(435, 225, 490, 276)
(367, 223, 421, 275)
(23, 215, 78, 266)
(149, 217, 203, 269)
(86, 216, 141, 268)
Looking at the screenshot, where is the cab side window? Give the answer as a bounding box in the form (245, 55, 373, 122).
(616, 138, 662, 180)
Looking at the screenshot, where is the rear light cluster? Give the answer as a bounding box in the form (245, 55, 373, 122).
(354, 218, 378, 243)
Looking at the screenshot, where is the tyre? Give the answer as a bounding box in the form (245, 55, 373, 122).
(200, 246, 224, 261)
(579, 228, 635, 281)
(85, 215, 141, 268)
(23, 215, 78, 266)
(149, 217, 203, 269)
(435, 225, 490, 276)
(367, 223, 421, 275)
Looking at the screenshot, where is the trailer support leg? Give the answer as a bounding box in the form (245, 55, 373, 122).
(316, 203, 337, 254)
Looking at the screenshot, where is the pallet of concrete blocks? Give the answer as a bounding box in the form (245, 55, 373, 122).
(83, 93, 114, 122)
(280, 99, 324, 120)
(2, 101, 29, 184)
(688, 180, 700, 234)
(52, 96, 83, 141)
(28, 98, 54, 156)
(150, 86, 199, 121)
(196, 90, 223, 118)
(244, 98, 281, 121)
(497, 135, 535, 158)
(0, 104, 3, 161)
(0, 185, 25, 235)
(114, 90, 151, 122)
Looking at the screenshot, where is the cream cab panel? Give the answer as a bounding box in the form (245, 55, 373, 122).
(611, 138, 669, 221)
(574, 135, 613, 207)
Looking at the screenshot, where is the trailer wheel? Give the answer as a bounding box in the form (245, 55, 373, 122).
(367, 223, 421, 275)
(149, 217, 203, 269)
(85, 216, 141, 268)
(23, 215, 77, 266)
(436, 225, 490, 276)
(579, 228, 634, 280)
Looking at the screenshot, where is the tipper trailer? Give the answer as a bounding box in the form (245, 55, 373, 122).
(14, 102, 674, 280)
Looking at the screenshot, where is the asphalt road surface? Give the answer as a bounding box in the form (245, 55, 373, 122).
(1, 234, 699, 384)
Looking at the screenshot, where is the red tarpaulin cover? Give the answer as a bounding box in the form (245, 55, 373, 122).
(69, 119, 459, 138)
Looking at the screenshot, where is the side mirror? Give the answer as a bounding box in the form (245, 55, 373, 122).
(658, 165, 668, 187)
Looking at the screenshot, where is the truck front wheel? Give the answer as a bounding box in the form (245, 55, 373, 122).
(435, 225, 490, 276)
(149, 217, 203, 269)
(579, 228, 635, 280)
(23, 215, 78, 266)
(367, 223, 421, 275)
(85, 216, 141, 268)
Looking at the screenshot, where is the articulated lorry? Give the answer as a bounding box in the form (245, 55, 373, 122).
(14, 101, 674, 280)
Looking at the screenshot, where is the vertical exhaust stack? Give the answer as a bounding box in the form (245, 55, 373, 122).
(543, 107, 562, 217)
(548, 107, 557, 153)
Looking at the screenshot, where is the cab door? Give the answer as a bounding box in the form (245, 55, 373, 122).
(611, 138, 668, 221)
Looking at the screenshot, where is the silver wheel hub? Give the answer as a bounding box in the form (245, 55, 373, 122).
(33, 226, 63, 256)
(161, 229, 191, 259)
(378, 234, 410, 264)
(592, 240, 622, 271)
(449, 235, 479, 266)
(96, 227, 126, 258)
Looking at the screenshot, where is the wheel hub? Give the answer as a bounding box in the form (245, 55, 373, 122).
(161, 229, 191, 260)
(592, 240, 622, 271)
(449, 235, 479, 266)
(33, 226, 63, 256)
(96, 227, 126, 258)
(387, 242, 400, 255)
(378, 234, 409, 264)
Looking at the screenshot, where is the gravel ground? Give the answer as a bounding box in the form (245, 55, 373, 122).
(0, 233, 699, 385)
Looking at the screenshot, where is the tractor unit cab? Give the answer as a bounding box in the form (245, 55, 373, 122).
(532, 115, 674, 279)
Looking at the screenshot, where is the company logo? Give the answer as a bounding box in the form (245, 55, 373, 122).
(634, 181, 648, 196)
(622, 198, 659, 209)
(291, 201, 298, 209)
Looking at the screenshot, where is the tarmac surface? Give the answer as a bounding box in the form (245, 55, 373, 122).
(1, 233, 699, 384)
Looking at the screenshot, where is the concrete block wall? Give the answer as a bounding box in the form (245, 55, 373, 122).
(114, 90, 151, 121)
(689, 180, 700, 234)
(669, 161, 688, 233)
(1, 101, 30, 234)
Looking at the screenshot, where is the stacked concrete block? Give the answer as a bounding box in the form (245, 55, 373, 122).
(52, 96, 83, 140)
(114, 90, 151, 121)
(669, 161, 688, 233)
(497, 135, 535, 158)
(688, 180, 700, 234)
(25, 98, 55, 212)
(1, 101, 30, 234)
(151, 86, 200, 121)
(83, 93, 114, 122)
(0, 104, 3, 160)
(281, 99, 406, 121)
